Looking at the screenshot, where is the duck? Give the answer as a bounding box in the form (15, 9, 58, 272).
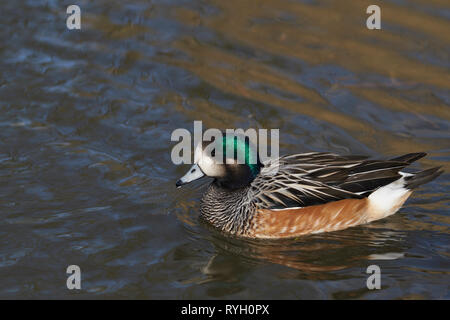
(176, 134, 442, 239)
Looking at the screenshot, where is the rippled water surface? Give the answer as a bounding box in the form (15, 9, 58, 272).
(0, 0, 449, 299)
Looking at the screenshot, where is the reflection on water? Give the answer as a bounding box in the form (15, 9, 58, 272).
(0, 0, 448, 299)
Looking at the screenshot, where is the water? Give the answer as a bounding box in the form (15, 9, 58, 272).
(0, 0, 449, 299)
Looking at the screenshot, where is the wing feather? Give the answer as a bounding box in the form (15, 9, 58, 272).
(251, 152, 420, 209)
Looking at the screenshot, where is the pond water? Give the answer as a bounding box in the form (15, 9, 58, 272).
(0, 0, 449, 299)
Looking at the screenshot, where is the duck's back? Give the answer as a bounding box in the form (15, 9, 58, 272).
(248, 152, 441, 238)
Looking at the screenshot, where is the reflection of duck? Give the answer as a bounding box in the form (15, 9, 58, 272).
(198, 220, 408, 276)
(176, 134, 442, 239)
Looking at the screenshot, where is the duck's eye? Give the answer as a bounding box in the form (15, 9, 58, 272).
(191, 168, 196, 173)
(211, 149, 216, 157)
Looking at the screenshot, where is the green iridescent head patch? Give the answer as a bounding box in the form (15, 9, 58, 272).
(221, 135, 260, 177)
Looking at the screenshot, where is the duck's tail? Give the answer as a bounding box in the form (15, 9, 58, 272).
(366, 154, 442, 222)
(403, 166, 443, 190)
(388, 152, 443, 189)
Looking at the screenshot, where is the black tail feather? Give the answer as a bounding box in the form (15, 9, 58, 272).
(404, 166, 443, 189)
(390, 152, 427, 164)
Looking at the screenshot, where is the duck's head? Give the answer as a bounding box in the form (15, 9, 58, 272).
(176, 134, 263, 189)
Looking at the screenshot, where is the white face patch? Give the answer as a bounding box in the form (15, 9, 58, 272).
(194, 143, 225, 178)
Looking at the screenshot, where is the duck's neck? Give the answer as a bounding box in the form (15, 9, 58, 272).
(200, 181, 255, 236)
(215, 163, 262, 189)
